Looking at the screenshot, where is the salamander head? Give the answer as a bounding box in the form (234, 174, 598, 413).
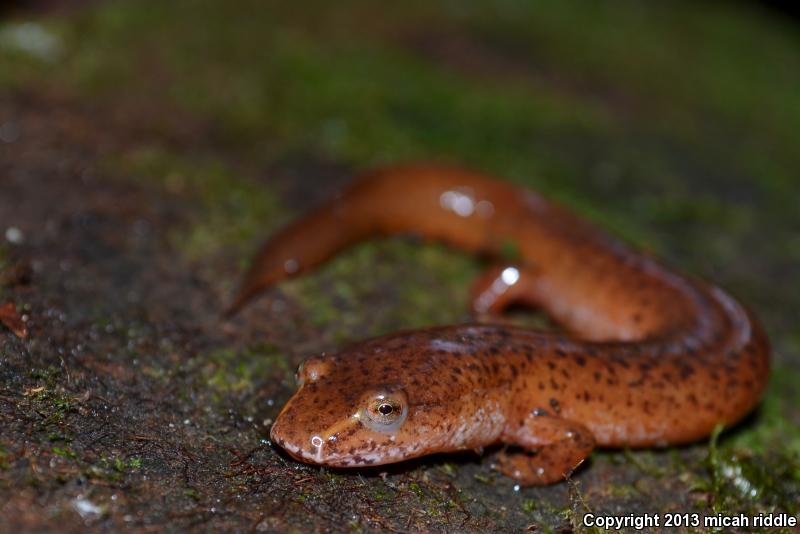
(270, 349, 458, 467)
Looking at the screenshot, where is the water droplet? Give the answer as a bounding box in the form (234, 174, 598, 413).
(501, 267, 520, 285)
(5, 226, 23, 244)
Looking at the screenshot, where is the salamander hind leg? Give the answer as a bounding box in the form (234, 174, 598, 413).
(493, 414, 595, 485)
(470, 265, 542, 315)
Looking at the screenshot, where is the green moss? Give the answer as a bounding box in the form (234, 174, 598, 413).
(202, 343, 291, 393)
(407, 481, 424, 498)
(85, 454, 142, 483)
(438, 463, 457, 477)
(23, 369, 79, 433)
(51, 446, 76, 459)
(0, 20, 66, 89)
(28, 366, 61, 388)
(0, 444, 9, 471)
(700, 425, 800, 520)
(685, 368, 800, 519)
(622, 449, 669, 478)
(519, 496, 574, 533)
(116, 456, 142, 471)
(183, 488, 201, 501)
(521, 499, 536, 513)
(725, 368, 800, 456)
(472, 472, 494, 485)
(0, 243, 8, 272)
(284, 240, 477, 343)
(105, 146, 281, 262)
(3, 0, 797, 275)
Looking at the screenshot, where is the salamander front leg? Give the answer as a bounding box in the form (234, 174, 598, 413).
(493, 413, 595, 485)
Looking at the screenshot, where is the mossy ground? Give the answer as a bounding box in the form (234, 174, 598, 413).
(0, 1, 798, 532)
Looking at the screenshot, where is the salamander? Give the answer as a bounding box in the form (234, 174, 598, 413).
(227, 164, 770, 485)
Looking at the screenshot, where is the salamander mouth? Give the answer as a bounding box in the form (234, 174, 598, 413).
(270, 419, 359, 466)
(271, 435, 385, 467)
(271, 423, 415, 468)
(270, 434, 308, 462)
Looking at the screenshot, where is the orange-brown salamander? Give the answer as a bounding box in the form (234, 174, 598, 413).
(227, 165, 770, 485)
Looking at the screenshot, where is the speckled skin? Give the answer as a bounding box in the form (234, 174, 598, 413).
(229, 165, 770, 485)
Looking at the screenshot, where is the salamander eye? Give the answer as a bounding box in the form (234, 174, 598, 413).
(361, 389, 408, 432)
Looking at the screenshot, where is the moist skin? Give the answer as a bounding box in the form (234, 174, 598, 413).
(229, 164, 770, 485)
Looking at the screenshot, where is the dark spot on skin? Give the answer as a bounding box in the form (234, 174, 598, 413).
(547, 361, 556, 370)
(549, 398, 560, 413)
(575, 355, 586, 366)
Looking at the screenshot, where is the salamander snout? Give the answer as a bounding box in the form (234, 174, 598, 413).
(270, 382, 420, 467)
